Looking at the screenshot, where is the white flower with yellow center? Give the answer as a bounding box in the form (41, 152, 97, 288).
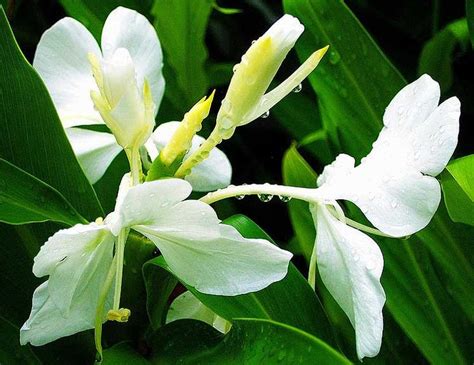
(199, 74, 460, 360)
(20, 176, 291, 349)
(34, 7, 164, 183)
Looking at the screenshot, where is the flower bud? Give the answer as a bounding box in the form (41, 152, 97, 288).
(89, 48, 155, 150)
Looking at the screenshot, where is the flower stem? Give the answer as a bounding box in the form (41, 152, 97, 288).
(95, 255, 117, 359)
(126, 147, 142, 186)
(112, 228, 129, 310)
(200, 183, 322, 205)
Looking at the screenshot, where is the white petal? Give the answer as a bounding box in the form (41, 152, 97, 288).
(319, 156, 441, 237)
(32, 223, 115, 315)
(146, 122, 232, 191)
(372, 74, 459, 177)
(136, 222, 292, 296)
(110, 178, 193, 234)
(310, 204, 385, 360)
(20, 236, 114, 346)
(66, 128, 122, 184)
(33, 18, 102, 127)
(101, 7, 165, 112)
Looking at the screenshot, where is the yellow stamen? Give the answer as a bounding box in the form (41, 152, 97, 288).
(107, 308, 131, 323)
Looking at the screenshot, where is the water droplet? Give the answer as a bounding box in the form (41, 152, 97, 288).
(258, 193, 273, 202)
(328, 50, 341, 64)
(368, 191, 375, 201)
(235, 194, 245, 200)
(413, 151, 420, 160)
(292, 83, 302, 93)
(397, 106, 404, 115)
(439, 125, 445, 133)
(366, 261, 376, 270)
(390, 199, 398, 208)
(279, 195, 292, 203)
(251, 40, 257, 45)
(232, 64, 239, 73)
(353, 254, 360, 262)
(260, 110, 270, 119)
(438, 139, 444, 146)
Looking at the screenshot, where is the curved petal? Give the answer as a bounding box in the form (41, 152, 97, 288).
(310, 204, 385, 360)
(318, 155, 441, 237)
(101, 7, 165, 112)
(369, 74, 459, 177)
(33, 223, 115, 315)
(21, 233, 114, 346)
(146, 122, 232, 191)
(66, 128, 122, 184)
(110, 178, 194, 234)
(135, 222, 292, 296)
(33, 17, 102, 127)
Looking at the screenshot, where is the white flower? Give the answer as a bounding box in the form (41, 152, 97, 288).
(21, 176, 292, 346)
(199, 74, 460, 360)
(34, 7, 164, 182)
(310, 74, 460, 360)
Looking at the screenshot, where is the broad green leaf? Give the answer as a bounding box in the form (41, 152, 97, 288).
(0, 158, 86, 225)
(0, 9, 102, 221)
(149, 319, 351, 364)
(284, 0, 405, 160)
(144, 214, 337, 347)
(418, 18, 469, 92)
(446, 154, 474, 201)
(441, 155, 474, 226)
(281, 144, 317, 260)
(59, 0, 152, 40)
(151, 0, 213, 113)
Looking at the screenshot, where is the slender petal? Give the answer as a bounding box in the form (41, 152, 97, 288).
(146, 122, 232, 191)
(101, 7, 165, 112)
(21, 224, 114, 345)
(33, 18, 102, 127)
(310, 204, 385, 360)
(66, 128, 122, 184)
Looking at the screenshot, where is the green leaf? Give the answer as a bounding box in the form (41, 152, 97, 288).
(284, 0, 405, 160)
(149, 319, 351, 364)
(103, 342, 150, 364)
(446, 154, 474, 201)
(441, 155, 474, 225)
(418, 18, 469, 92)
(144, 214, 337, 347)
(58, 0, 153, 40)
(0, 8, 102, 221)
(151, 0, 213, 113)
(0, 158, 86, 225)
(281, 144, 317, 260)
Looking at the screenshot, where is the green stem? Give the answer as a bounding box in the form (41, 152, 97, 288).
(113, 228, 129, 310)
(95, 255, 117, 359)
(126, 147, 142, 186)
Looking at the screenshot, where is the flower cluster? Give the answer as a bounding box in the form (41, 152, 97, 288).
(22, 6, 459, 362)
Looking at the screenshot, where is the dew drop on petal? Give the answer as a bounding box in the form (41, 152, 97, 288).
(235, 194, 245, 200)
(292, 83, 302, 93)
(390, 199, 398, 208)
(353, 254, 360, 262)
(279, 195, 292, 202)
(366, 260, 376, 270)
(232, 64, 240, 73)
(260, 110, 270, 119)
